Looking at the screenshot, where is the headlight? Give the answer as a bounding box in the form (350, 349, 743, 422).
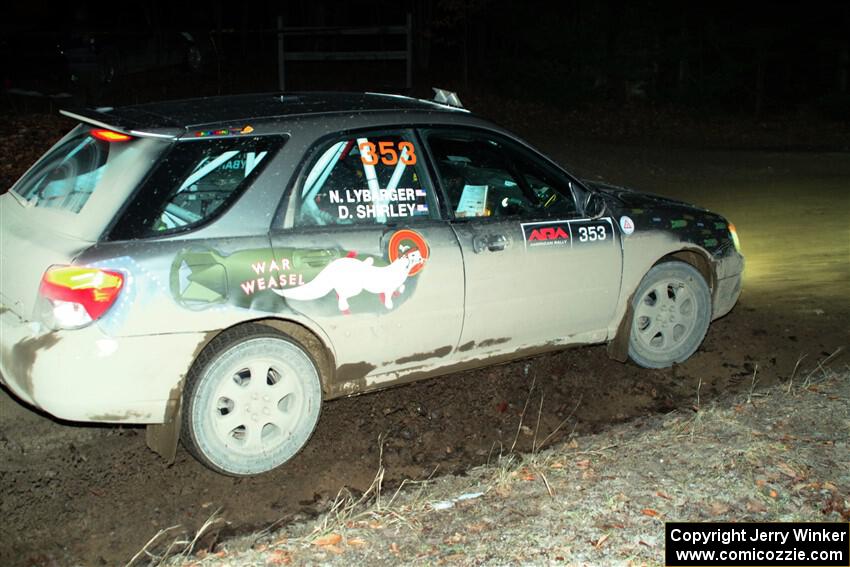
(728, 223, 741, 253)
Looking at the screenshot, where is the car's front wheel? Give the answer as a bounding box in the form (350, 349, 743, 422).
(628, 261, 712, 368)
(181, 324, 323, 476)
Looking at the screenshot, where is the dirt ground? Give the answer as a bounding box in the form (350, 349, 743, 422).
(158, 367, 850, 567)
(0, 111, 848, 566)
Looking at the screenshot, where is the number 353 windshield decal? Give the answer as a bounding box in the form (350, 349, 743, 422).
(521, 218, 615, 250)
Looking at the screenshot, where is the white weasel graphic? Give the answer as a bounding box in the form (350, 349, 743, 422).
(272, 250, 424, 313)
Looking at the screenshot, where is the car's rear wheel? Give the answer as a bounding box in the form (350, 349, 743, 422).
(628, 261, 711, 368)
(182, 324, 322, 476)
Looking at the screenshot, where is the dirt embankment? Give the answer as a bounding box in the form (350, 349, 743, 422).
(151, 366, 849, 566)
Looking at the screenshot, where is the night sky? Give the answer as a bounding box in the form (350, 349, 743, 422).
(3, 0, 849, 118)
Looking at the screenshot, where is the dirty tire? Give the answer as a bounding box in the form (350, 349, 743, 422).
(181, 324, 323, 476)
(628, 261, 711, 369)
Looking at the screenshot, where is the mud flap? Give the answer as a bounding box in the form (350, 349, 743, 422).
(145, 398, 182, 464)
(606, 296, 634, 363)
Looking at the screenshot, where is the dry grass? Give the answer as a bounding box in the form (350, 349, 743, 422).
(142, 354, 849, 566)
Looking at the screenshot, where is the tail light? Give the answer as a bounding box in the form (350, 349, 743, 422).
(38, 266, 124, 329)
(90, 129, 132, 142)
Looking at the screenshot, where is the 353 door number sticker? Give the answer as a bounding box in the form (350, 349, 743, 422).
(576, 224, 608, 242)
(521, 218, 616, 250)
(359, 141, 417, 166)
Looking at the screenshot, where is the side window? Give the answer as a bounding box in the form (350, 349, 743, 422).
(425, 131, 577, 219)
(296, 132, 435, 226)
(111, 136, 283, 239)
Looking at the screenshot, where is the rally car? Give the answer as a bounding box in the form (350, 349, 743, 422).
(0, 90, 743, 475)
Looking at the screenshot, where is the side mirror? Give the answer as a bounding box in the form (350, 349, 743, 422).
(584, 192, 607, 219)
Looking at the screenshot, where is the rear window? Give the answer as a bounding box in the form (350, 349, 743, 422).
(13, 128, 139, 214)
(110, 136, 284, 240)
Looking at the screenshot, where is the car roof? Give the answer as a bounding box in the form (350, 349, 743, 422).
(61, 92, 467, 137)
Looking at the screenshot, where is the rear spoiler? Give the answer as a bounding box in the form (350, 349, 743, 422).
(60, 109, 184, 140)
(432, 88, 464, 109)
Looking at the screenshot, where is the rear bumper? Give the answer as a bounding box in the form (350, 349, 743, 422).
(0, 307, 206, 424)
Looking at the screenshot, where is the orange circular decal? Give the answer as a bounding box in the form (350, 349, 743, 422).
(388, 229, 429, 276)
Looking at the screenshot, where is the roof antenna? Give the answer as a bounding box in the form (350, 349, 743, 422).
(432, 88, 463, 109)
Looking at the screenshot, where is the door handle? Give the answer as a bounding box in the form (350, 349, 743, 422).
(472, 234, 508, 253)
(293, 249, 337, 268)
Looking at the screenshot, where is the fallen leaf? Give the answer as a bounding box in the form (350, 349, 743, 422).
(348, 537, 367, 547)
(755, 479, 767, 487)
(656, 491, 672, 500)
(769, 489, 778, 498)
(746, 499, 767, 513)
(594, 534, 610, 549)
(266, 549, 291, 565)
(550, 462, 565, 469)
(641, 508, 660, 517)
(777, 462, 800, 480)
(467, 522, 489, 533)
(314, 533, 342, 547)
(709, 502, 730, 516)
(389, 542, 400, 555)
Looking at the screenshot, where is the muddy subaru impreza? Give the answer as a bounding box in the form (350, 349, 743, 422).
(0, 90, 743, 475)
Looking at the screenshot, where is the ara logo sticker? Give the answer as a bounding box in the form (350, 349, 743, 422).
(619, 215, 635, 235)
(522, 218, 615, 250)
(521, 221, 571, 248)
(271, 229, 429, 314)
(530, 227, 569, 241)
